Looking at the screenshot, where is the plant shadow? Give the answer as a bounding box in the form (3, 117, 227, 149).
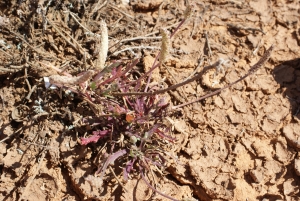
(272, 58, 300, 120)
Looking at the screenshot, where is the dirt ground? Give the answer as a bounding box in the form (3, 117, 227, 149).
(0, 0, 300, 200)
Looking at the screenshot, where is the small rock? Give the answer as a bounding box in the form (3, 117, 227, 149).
(250, 168, 264, 183)
(283, 179, 299, 196)
(143, 55, 160, 82)
(294, 158, 300, 176)
(252, 139, 273, 159)
(275, 142, 294, 164)
(247, 34, 261, 48)
(264, 160, 283, 184)
(283, 124, 300, 150)
(231, 93, 248, 113)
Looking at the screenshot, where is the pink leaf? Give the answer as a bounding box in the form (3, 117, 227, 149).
(80, 130, 109, 145)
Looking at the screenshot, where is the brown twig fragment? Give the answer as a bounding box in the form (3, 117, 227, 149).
(0, 48, 12, 57)
(0, 67, 22, 73)
(183, 57, 204, 82)
(89, 0, 109, 20)
(172, 45, 274, 109)
(112, 46, 160, 56)
(227, 23, 265, 34)
(24, 68, 31, 91)
(49, 70, 94, 86)
(26, 84, 37, 100)
(204, 31, 212, 59)
(113, 58, 229, 96)
(108, 166, 128, 192)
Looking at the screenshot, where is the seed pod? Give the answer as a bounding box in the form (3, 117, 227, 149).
(94, 20, 108, 70)
(248, 45, 274, 75)
(159, 28, 170, 68)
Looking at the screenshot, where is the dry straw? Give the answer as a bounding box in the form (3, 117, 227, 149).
(94, 20, 108, 70)
(49, 70, 94, 85)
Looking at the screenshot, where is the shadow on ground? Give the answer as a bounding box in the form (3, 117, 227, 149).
(273, 58, 300, 120)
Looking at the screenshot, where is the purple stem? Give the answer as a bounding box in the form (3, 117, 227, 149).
(170, 19, 186, 38)
(96, 149, 127, 178)
(135, 17, 187, 91)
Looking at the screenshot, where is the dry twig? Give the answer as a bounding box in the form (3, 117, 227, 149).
(112, 45, 275, 110)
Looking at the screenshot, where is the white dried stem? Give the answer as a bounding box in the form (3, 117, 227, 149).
(94, 20, 108, 70)
(49, 70, 94, 85)
(159, 28, 170, 68)
(69, 11, 93, 35)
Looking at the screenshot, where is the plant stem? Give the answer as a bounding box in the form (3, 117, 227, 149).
(139, 168, 180, 201)
(96, 149, 127, 178)
(112, 45, 274, 109)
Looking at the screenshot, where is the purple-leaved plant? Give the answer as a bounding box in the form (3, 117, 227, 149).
(43, 1, 274, 200)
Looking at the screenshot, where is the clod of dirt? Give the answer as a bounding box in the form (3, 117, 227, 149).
(123, 177, 194, 201)
(184, 135, 203, 160)
(247, 34, 262, 48)
(21, 172, 60, 200)
(189, 160, 234, 200)
(66, 162, 104, 200)
(264, 160, 283, 184)
(283, 124, 300, 151)
(2, 146, 23, 176)
(249, 167, 264, 183)
(231, 92, 248, 113)
(167, 57, 197, 69)
(283, 179, 299, 196)
(143, 55, 160, 81)
(131, 0, 163, 10)
(295, 159, 300, 176)
(0, 142, 7, 164)
(206, 107, 227, 126)
(275, 141, 294, 164)
(252, 139, 273, 159)
(248, 75, 279, 94)
(122, 178, 152, 200)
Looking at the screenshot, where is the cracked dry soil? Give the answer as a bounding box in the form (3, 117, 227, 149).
(0, 0, 300, 200)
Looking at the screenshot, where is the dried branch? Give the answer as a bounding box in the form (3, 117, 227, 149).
(112, 45, 275, 110)
(49, 70, 94, 85)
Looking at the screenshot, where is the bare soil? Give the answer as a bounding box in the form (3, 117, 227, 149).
(0, 0, 300, 201)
